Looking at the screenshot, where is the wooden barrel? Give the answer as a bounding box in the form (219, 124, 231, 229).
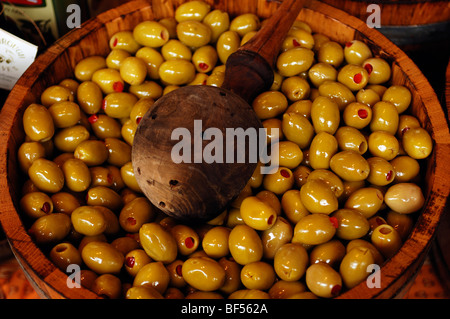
(0, 0, 449, 299)
(319, 0, 450, 50)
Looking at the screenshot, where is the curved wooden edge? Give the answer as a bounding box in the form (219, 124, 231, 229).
(0, 0, 448, 299)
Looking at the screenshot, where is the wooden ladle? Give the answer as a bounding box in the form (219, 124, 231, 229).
(132, 0, 307, 221)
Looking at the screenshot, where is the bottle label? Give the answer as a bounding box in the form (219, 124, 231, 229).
(0, 28, 38, 90)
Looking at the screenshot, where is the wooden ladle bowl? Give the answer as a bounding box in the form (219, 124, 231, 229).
(132, 0, 306, 221)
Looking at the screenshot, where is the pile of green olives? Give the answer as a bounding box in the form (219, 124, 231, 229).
(18, 0, 432, 299)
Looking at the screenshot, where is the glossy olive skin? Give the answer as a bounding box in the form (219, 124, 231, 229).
(182, 257, 226, 292)
(252, 90, 288, 120)
(344, 187, 384, 219)
(390, 155, 420, 183)
(120, 56, 147, 86)
(203, 9, 230, 43)
(54, 125, 90, 153)
(370, 101, 399, 135)
(77, 81, 103, 114)
(228, 289, 270, 299)
(356, 88, 380, 107)
(91, 68, 125, 94)
(335, 126, 368, 154)
(331, 208, 370, 240)
(20, 191, 53, 219)
(318, 80, 356, 111)
(277, 141, 303, 169)
(308, 169, 344, 199)
(368, 131, 400, 161)
(29, 213, 71, 244)
(274, 243, 308, 281)
(159, 59, 196, 85)
(23, 104, 55, 142)
(109, 31, 141, 53)
(133, 261, 170, 295)
(124, 248, 152, 277)
(120, 161, 141, 192)
(402, 127, 433, 159)
(240, 196, 278, 231)
(28, 158, 64, 193)
(216, 30, 240, 64)
(133, 21, 169, 48)
(281, 190, 309, 224)
(51, 192, 80, 215)
(309, 239, 346, 268)
(192, 45, 218, 73)
(308, 62, 337, 88)
(50, 242, 82, 271)
(277, 47, 315, 77)
(306, 263, 342, 298)
(282, 112, 314, 149)
(340, 246, 375, 289)
(363, 57, 391, 84)
(229, 224, 263, 265)
(18, 141, 46, 173)
(366, 156, 395, 186)
(300, 179, 338, 215)
(281, 76, 310, 101)
(91, 274, 122, 299)
(330, 150, 370, 182)
(241, 261, 276, 290)
(201, 226, 231, 259)
(384, 183, 425, 214)
(126, 286, 164, 299)
(139, 223, 177, 264)
(104, 137, 132, 167)
(317, 41, 344, 68)
(268, 280, 306, 299)
(260, 217, 293, 260)
(371, 224, 402, 259)
(175, 0, 211, 22)
(382, 85, 412, 114)
(103, 92, 138, 119)
(309, 132, 338, 170)
(74, 56, 107, 81)
(293, 213, 337, 245)
(71, 206, 106, 236)
(62, 158, 91, 192)
(262, 167, 294, 195)
(344, 40, 372, 65)
(48, 101, 81, 128)
(89, 114, 122, 139)
(171, 224, 200, 256)
(310, 96, 340, 135)
(343, 102, 372, 129)
(87, 186, 123, 211)
(176, 20, 211, 48)
(218, 257, 241, 295)
(230, 13, 260, 37)
(81, 241, 124, 274)
(119, 197, 155, 233)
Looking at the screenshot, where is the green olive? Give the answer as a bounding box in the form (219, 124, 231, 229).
(202, 226, 231, 259)
(126, 286, 164, 299)
(74, 140, 109, 166)
(119, 56, 147, 86)
(390, 155, 420, 183)
(51, 192, 80, 215)
(170, 224, 200, 256)
(370, 224, 402, 259)
(344, 187, 384, 219)
(241, 261, 276, 290)
(71, 206, 107, 236)
(339, 246, 375, 289)
(62, 158, 91, 192)
(285, 100, 312, 120)
(283, 28, 314, 50)
(311, 96, 340, 134)
(343, 40, 372, 65)
(28, 158, 64, 193)
(228, 224, 263, 265)
(106, 49, 131, 70)
(252, 90, 288, 120)
(382, 85, 411, 114)
(331, 208, 369, 240)
(317, 41, 344, 68)
(300, 179, 338, 215)
(119, 197, 155, 233)
(18, 141, 46, 173)
(309, 132, 338, 170)
(216, 30, 240, 64)
(133, 21, 169, 48)
(203, 9, 230, 43)
(335, 126, 368, 154)
(229, 13, 260, 37)
(91, 68, 125, 95)
(82, 241, 124, 274)
(50, 242, 82, 271)
(277, 47, 315, 77)
(176, 20, 211, 48)
(281, 112, 314, 149)
(305, 262, 342, 298)
(370, 101, 399, 135)
(228, 289, 270, 299)
(48, 101, 81, 128)
(260, 217, 293, 259)
(158, 59, 196, 85)
(175, 0, 211, 22)
(103, 92, 138, 119)
(309, 239, 346, 268)
(240, 196, 278, 231)
(77, 81, 103, 114)
(281, 76, 310, 101)
(135, 47, 165, 80)
(368, 131, 400, 161)
(133, 261, 170, 294)
(363, 57, 391, 84)
(120, 161, 141, 192)
(337, 64, 369, 91)
(262, 167, 294, 195)
(318, 80, 356, 111)
(402, 127, 433, 159)
(86, 186, 123, 211)
(74, 56, 107, 82)
(29, 213, 71, 244)
(343, 102, 372, 130)
(277, 141, 303, 169)
(23, 103, 55, 142)
(54, 125, 90, 153)
(307, 169, 344, 199)
(182, 257, 226, 291)
(308, 62, 337, 88)
(139, 222, 177, 264)
(20, 191, 53, 219)
(366, 156, 396, 186)
(162, 39, 192, 61)
(274, 243, 308, 281)
(356, 88, 380, 107)
(293, 213, 337, 245)
(89, 114, 122, 139)
(330, 150, 370, 182)
(110, 31, 142, 53)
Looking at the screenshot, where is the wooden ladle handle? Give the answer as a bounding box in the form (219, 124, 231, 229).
(222, 0, 309, 102)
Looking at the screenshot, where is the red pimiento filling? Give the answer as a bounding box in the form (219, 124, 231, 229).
(101, 99, 107, 110)
(358, 109, 368, 119)
(113, 81, 124, 92)
(280, 169, 290, 178)
(331, 285, 342, 296)
(267, 215, 274, 225)
(161, 31, 167, 40)
(199, 62, 209, 71)
(41, 202, 51, 214)
(126, 256, 135, 268)
(136, 117, 142, 125)
(185, 237, 195, 249)
(329, 217, 339, 229)
(88, 114, 99, 124)
(345, 41, 353, 47)
(293, 39, 301, 47)
(364, 63, 373, 75)
(112, 38, 118, 47)
(353, 73, 363, 84)
(176, 264, 183, 276)
(127, 217, 137, 226)
(107, 173, 114, 184)
(386, 170, 394, 181)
